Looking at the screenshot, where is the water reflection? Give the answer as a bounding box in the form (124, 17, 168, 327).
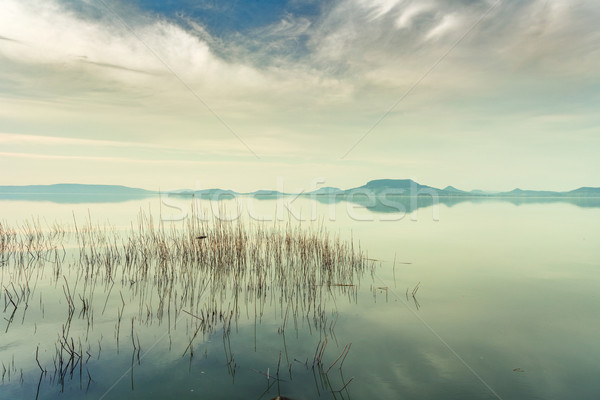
(3, 191, 600, 212)
(0, 212, 369, 399)
(1, 198, 599, 399)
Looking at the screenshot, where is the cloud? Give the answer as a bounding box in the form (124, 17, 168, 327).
(0, 132, 169, 150)
(1, 0, 598, 112)
(0, 1, 270, 103)
(357, 0, 404, 20)
(424, 12, 460, 41)
(395, 3, 433, 29)
(0, 130, 273, 160)
(0, 35, 19, 42)
(1, 0, 599, 189)
(0, 151, 182, 164)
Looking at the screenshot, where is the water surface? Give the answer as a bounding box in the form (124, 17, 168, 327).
(1, 196, 598, 400)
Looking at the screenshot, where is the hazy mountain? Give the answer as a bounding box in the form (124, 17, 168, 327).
(470, 189, 500, 195)
(248, 190, 285, 196)
(0, 183, 152, 194)
(0, 184, 155, 203)
(443, 185, 470, 194)
(566, 187, 600, 197)
(305, 187, 343, 195)
(166, 188, 195, 194)
(343, 180, 600, 198)
(2, 181, 599, 205)
(351, 179, 431, 193)
(498, 188, 562, 197)
(169, 188, 238, 197)
(344, 179, 472, 196)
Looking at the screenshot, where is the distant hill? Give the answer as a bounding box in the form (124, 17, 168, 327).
(566, 187, 600, 197)
(497, 188, 562, 197)
(470, 189, 500, 195)
(169, 188, 237, 197)
(306, 187, 343, 195)
(248, 190, 285, 196)
(168, 188, 287, 198)
(356, 179, 429, 192)
(0, 183, 153, 195)
(2, 181, 599, 205)
(443, 185, 463, 193)
(344, 179, 471, 196)
(0, 184, 156, 204)
(342, 180, 600, 198)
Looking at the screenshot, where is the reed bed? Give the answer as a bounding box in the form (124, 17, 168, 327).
(0, 209, 372, 397)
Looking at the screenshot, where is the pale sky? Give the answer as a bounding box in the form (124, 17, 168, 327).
(1, 0, 599, 192)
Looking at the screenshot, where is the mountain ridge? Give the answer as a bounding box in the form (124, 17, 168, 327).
(1, 180, 599, 198)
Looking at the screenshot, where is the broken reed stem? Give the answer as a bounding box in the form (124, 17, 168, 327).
(35, 346, 45, 373)
(339, 343, 352, 369)
(335, 376, 354, 393)
(1, 208, 372, 393)
(326, 343, 351, 374)
(412, 282, 421, 297)
(277, 351, 281, 377)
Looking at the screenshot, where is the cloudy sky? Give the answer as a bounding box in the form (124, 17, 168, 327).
(1, 0, 599, 192)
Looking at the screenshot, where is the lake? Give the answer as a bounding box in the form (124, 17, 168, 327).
(1, 195, 599, 400)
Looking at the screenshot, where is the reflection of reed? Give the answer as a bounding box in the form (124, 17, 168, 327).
(405, 282, 421, 310)
(0, 209, 371, 397)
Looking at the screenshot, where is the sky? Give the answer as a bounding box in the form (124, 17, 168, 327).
(1, 0, 599, 192)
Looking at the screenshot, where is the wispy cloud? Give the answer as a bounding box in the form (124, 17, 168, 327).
(0, 151, 183, 164)
(0, 133, 164, 149)
(2, 0, 598, 109)
(0, 35, 19, 42)
(0, 0, 599, 190)
(0, 132, 271, 159)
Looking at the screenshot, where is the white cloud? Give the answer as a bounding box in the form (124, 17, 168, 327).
(395, 3, 433, 29)
(1, 0, 600, 190)
(0, 132, 163, 149)
(424, 13, 460, 41)
(356, 0, 404, 20)
(0, 0, 270, 102)
(2, 0, 598, 112)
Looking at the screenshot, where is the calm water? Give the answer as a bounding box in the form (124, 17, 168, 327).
(1, 195, 599, 400)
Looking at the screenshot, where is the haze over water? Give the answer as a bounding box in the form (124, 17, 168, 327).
(1, 196, 598, 399)
(2, 1, 599, 399)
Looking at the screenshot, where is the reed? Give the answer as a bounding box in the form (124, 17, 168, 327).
(0, 208, 372, 396)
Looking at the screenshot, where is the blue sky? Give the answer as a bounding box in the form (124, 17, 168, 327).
(1, 0, 599, 191)
(132, 0, 327, 33)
